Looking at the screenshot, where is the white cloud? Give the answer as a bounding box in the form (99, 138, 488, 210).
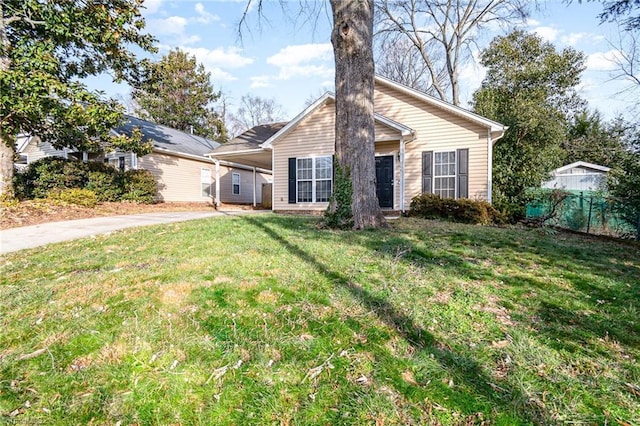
(250, 76, 273, 89)
(525, 18, 540, 27)
(267, 43, 333, 68)
(587, 50, 622, 71)
(561, 32, 589, 46)
(261, 43, 334, 82)
(183, 46, 254, 69)
(194, 3, 221, 24)
(149, 16, 188, 35)
(533, 26, 561, 42)
(142, 0, 163, 15)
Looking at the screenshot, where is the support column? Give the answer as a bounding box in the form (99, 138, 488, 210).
(214, 160, 221, 208)
(400, 138, 406, 213)
(252, 167, 257, 207)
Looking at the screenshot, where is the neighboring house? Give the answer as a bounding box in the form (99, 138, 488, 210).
(15, 116, 270, 204)
(542, 161, 611, 192)
(207, 75, 506, 213)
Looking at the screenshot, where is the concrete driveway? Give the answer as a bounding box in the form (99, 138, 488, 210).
(1, 210, 263, 255)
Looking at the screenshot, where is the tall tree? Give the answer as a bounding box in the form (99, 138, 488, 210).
(0, 0, 156, 197)
(133, 49, 227, 142)
(329, 0, 387, 229)
(243, 1, 386, 229)
(564, 111, 631, 167)
(227, 94, 285, 137)
(376, 0, 530, 105)
(472, 30, 586, 220)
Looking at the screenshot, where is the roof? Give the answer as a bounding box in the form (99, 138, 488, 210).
(374, 75, 506, 133)
(552, 161, 611, 174)
(211, 122, 287, 155)
(114, 115, 221, 157)
(259, 93, 415, 149)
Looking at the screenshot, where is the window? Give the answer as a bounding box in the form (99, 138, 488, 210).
(201, 168, 211, 197)
(232, 173, 240, 195)
(434, 151, 456, 199)
(118, 156, 125, 171)
(295, 156, 332, 203)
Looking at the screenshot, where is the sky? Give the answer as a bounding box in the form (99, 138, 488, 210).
(87, 0, 638, 122)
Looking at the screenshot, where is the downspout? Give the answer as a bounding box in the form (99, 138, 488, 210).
(214, 159, 221, 208)
(400, 137, 406, 213)
(271, 149, 275, 211)
(488, 129, 506, 204)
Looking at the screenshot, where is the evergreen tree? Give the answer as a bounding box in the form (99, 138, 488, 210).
(472, 30, 586, 220)
(133, 49, 227, 142)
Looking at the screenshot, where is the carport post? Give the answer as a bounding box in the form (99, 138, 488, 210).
(214, 160, 221, 208)
(253, 167, 257, 207)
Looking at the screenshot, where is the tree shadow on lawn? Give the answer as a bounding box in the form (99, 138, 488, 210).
(239, 215, 550, 424)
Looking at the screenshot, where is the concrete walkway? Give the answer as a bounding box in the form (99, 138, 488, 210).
(1, 210, 264, 255)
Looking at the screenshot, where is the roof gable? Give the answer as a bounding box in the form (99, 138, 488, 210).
(552, 161, 611, 174)
(260, 92, 415, 149)
(374, 75, 506, 132)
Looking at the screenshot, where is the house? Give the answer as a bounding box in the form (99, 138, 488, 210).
(207, 75, 506, 212)
(15, 116, 271, 204)
(542, 161, 610, 192)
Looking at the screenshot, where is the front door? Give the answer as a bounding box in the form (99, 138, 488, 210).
(375, 155, 394, 208)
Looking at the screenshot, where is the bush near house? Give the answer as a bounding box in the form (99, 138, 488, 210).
(13, 157, 157, 204)
(409, 193, 505, 225)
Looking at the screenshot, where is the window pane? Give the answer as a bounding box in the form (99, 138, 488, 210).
(316, 180, 332, 202)
(297, 181, 312, 202)
(316, 156, 332, 179)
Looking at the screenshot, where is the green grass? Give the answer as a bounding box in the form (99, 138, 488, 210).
(1, 214, 639, 425)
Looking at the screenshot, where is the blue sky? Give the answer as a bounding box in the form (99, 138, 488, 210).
(87, 0, 637, 121)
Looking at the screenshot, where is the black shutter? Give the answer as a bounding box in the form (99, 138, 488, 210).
(288, 158, 297, 204)
(422, 151, 433, 194)
(457, 148, 469, 199)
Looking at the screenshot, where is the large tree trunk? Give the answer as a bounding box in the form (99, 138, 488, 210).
(329, 0, 387, 230)
(0, 3, 14, 197)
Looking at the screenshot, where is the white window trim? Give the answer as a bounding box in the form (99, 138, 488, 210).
(296, 156, 332, 203)
(232, 172, 241, 195)
(433, 150, 457, 199)
(201, 168, 211, 197)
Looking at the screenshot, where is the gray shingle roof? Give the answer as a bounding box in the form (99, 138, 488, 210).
(211, 122, 287, 155)
(116, 115, 221, 157)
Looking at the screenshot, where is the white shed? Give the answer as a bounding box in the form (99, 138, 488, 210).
(542, 161, 610, 192)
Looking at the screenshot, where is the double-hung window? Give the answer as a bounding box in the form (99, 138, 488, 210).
(232, 173, 240, 195)
(434, 151, 456, 199)
(296, 156, 332, 203)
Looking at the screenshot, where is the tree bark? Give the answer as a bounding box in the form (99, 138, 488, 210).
(330, 0, 387, 229)
(0, 2, 14, 197)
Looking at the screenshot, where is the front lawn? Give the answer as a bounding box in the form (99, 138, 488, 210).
(1, 215, 638, 425)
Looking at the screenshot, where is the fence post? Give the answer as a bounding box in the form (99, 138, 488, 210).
(586, 195, 593, 234)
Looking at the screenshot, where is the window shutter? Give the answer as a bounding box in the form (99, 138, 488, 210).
(457, 148, 469, 199)
(422, 151, 433, 194)
(288, 158, 296, 204)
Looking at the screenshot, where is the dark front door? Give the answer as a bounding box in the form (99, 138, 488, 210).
(375, 155, 394, 208)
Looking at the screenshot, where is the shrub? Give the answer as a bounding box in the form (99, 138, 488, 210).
(47, 188, 98, 208)
(121, 169, 157, 204)
(13, 157, 158, 204)
(15, 157, 89, 199)
(86, 162, 123, 202)
(409, 193, 505, 225)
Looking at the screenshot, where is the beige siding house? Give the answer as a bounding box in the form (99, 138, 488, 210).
(15, 116, 270, 205)
(208, 76, 506, 213)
